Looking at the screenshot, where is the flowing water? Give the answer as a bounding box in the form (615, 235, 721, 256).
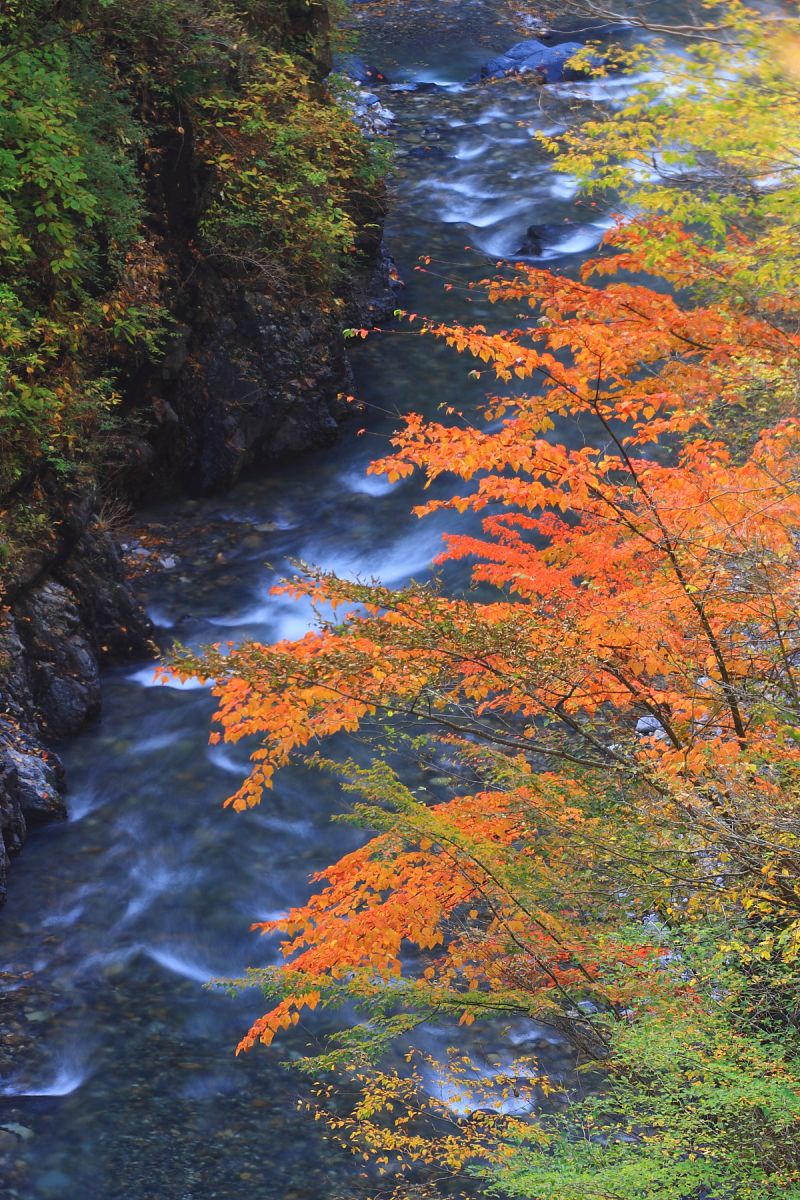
(1, 5, 645, 1196)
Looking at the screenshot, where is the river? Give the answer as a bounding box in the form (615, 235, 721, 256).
(0, 4, 640, 1196)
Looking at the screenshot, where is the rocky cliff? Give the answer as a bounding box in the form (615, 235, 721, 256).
(0, 0, 393, 900)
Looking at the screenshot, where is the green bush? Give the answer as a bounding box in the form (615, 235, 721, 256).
(490, 933, 800, 1200)
(198, 49, 384, 290)
(0, 0, 384, 575)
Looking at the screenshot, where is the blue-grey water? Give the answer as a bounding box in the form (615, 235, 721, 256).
(0, 5, 646, 1196)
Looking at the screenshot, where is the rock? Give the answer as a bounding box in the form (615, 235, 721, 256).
(154, 258, 396, 493)
(0, 1124, 34, 1142)
(514, 222, 575, 257)
(407, 145, 452, 161)
(386, 81, 443, 95)
(334, 53, 389, 86)
(53, 521, 154, 663)
(636, 715, 664, 737)
(346, 79, 396, 138)
(469, 39, 599, 85)
(0, 511, 152, 899)
(4, 744, 64, 824)
(343, 242, 403, 328)
(18, 581, 101, 737)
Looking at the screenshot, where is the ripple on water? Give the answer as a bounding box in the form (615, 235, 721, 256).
(2, 1053, 92, 1098)
(207, 745, 249, 777)
(145, 946, 222, 985)
(126, 665, 209, 690)
(66, 787, 104, 822)
(338, 466, 400, 497)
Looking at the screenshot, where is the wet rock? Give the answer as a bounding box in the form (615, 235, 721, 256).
(334, 53, 389, 86)
(0, 514, 152, 900)
(407, 145, 452, 161)
(469, 39, 597, 85)
(386, 80, 443, 94)
(345, 81, 396, 136)
(514, 221, 576, 257)
(154, 264, 392, 494)
(345, 242, 403, 327)
(18, 581, 101, 737)
(53, 521, 155, 664)
(0, 719, 66, 901)
(4, 743, 64, 824)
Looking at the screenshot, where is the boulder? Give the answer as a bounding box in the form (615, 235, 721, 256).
(334, 53, 389, 86)
(0, 719, 66, 901)
(636, 715, 666, 738)
(514, 222, 576, 257)
(4, 743, 65, 824)
(469, 39, 596, 85)
(19, 581, 102, 738)
(386, 81, 443, 95)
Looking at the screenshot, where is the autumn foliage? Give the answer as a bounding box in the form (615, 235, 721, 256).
(175, 6, 800, 1197)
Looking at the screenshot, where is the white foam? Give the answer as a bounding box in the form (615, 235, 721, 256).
(447, 197, 533, 229)
(145, 606, 175, 629)
(206, 597, 317, 641)
(208, 745, 248, 777)
(475, 105, 514, 123)
(67, 788, 103, 822)
(299, 526, 441, 586)
(137, 732, 181, 754)
(127, 666, 208, 690)
(251, 812, 314, 837)
(252, 907, 290, 925)
(43, 901, 87, 929)
(119, 861, 195, 924)
(3, 1060, 90, 1097)
(453, 139, 490, 161)
(146, 947, 218, 984)
(427, 176, 502, 200)
(548, 172, 579, 199)
(546, 221, 611, 256)
(338, 467, 399, 497)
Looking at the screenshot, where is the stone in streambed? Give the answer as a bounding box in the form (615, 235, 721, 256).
(0, 1125, 34, 1142)
(514, 222, 577, 257)
(469, 39, 599, 84)
(386, 81, 444, 94)
(407, 145, 453, 160)
(334, 53, 389, 86)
